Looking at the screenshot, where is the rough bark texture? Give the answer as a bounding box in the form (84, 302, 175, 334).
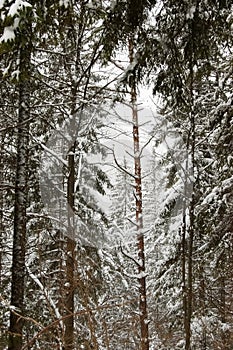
(8, 44, 31, 350)
(129, 37, 149, 350)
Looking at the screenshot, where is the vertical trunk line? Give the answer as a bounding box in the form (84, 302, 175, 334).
(0, 139, 3, 288)
(185, 24, 195, 348)
(64, 150, 76, 350)
(181, 219, 187, 339)
(182, 134, 191, 348)
(8, 43, 31, 350)
(128, 37, 149, 350)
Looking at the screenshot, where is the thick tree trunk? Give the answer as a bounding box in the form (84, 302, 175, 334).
(129, 38, 149, 350)
(8, 45, 31, 350)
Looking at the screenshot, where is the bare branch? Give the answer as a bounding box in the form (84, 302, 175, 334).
(120, 243, 141, 268)
(112, 150, 136, 179)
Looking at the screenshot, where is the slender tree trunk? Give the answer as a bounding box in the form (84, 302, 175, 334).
(185, 12, 196, 346)
(220, 260, 227, 349)
(181, 219, 187, 342)
(186, 198, 194, 350)
(199, 264, 207, 350)
(182, 136, 191, 349)
(64, 149, 76, 350)
(129, 37, 149, 350)
(185, 87, 195, 350)
(0, 138, 3, 288)
(8, 44, 31, 350)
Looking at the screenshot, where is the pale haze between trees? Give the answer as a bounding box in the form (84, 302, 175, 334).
(0, 1, 232, 350)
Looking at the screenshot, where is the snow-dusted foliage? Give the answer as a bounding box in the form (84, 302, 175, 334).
(0, 0, 232, 349)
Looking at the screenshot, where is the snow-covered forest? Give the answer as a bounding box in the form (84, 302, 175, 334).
(0, 1, 232, 349)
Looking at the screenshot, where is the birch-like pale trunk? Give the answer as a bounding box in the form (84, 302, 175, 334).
(129, 37, 149, 350)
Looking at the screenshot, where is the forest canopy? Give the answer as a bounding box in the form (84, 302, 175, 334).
(0, 1, 232, 349)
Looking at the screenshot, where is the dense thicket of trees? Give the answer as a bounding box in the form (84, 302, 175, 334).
(0, 1, 232, 349)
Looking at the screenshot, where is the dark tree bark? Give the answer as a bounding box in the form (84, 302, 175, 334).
(64, 149, 76, 350)
(186, 195, 194, 350)
(0, 136, 4, 288)
(8, 44, 31, 350)
(184, 12, 196, 349)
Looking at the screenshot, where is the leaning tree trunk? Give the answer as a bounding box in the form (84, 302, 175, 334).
(129, 37, 149, 350)
(8, 44, 31, 350)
